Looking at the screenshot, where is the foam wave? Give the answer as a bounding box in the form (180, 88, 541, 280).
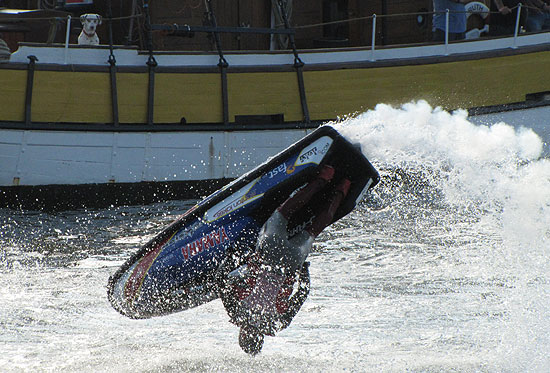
(334, 101, 550, 370)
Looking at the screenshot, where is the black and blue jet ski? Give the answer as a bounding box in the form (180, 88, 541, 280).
(107, 125, 379, 319)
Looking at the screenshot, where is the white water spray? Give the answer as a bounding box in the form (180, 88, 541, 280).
(335, 101, 550, 371)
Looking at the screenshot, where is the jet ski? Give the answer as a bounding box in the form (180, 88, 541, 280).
(107, 125, 379, 319)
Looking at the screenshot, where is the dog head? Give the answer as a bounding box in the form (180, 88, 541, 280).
(80, 13, 102, 35)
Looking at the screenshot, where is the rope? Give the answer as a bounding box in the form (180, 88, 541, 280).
(0, 13, 143, 23)
(271, 0, 292, 49)
(295, 4, 532, 30)
(0, 4, 537, 33)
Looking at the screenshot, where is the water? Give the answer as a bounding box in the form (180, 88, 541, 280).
(1, 101, 549, 372)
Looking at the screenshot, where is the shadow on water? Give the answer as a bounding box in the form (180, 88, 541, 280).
(0, 200, 197, 269)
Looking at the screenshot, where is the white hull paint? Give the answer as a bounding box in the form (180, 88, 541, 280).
(0, 128, 312, 187)
(2, 103, 549, 189)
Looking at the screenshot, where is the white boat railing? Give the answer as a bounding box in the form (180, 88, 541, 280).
(445, 9, 450, 55)
(441, 4, 523, 54)
(370, 14, 377, 61)
(366, 3, 525, 59)
(513, 3, 523, 49)
(64, 15, 71, 64)
(5, 2, 548, 66)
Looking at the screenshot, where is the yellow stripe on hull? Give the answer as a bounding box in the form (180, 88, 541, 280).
(0, 70, 27, 122)
(228, 71, 303, 122)
(154, 73, 221, 124)
(117, 73, 148, 124)
(305, 51, 550, 119)
(1, 51, 549, 124)
(32, 71, 112, 123)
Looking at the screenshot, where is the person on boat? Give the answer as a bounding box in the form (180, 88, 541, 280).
(523, 0, 550, 32)
(489, 0, 527, 35)
(0, 33, 10, 63)
(220, 165, 351, 355)
(432, 0, 469, 42)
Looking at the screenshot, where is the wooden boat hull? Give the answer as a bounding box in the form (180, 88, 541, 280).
(2, 43, 550, 125)
(2, 34, 550, 208)
(0, 127, 313, 209)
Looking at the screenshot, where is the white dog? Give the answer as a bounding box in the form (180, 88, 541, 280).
(78, 13, 102, 45)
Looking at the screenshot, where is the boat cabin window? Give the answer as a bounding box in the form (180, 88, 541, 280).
(316, 0, 349, 48)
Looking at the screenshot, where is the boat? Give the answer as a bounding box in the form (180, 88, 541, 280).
(107, 125, 380, 319)
(1, 0, 549, 209)
(107, 124, 379, 353)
